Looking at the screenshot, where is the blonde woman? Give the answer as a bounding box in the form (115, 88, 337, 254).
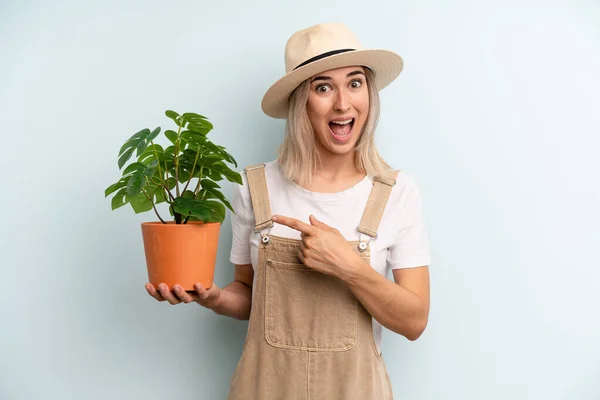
(146, 22, 431, 399)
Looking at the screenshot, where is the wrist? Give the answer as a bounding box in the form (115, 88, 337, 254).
(338, 254, 367, 285)
(211, 285, 227, 311)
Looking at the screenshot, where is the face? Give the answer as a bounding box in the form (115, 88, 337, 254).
(306, 66, 370, 159)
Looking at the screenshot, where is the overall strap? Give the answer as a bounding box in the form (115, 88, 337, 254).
(244, 164, 273, 232)
(357, 170, 400, 240)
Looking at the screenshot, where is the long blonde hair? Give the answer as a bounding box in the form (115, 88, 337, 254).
(277, 68, 392, 186)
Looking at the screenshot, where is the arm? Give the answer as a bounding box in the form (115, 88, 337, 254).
(210, 263, 254, 320)
(271, 214, 430, 341)
(340, 262, 430, 341)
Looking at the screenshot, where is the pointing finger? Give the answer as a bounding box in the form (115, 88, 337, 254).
(308, 215, 332, 230)
(272, 215, 318, 235)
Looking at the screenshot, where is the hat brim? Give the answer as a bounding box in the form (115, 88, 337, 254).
(261, 49, 403, 119)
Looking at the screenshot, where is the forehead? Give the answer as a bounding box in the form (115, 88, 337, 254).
(310, 65, 365, 79)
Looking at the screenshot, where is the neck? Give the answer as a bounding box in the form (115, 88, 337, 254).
(313, 147, 361, 180)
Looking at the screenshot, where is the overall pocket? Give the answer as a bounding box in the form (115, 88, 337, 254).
(264, 259, 358, 351)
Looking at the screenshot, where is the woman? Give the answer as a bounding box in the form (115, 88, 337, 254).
(146, 23, 431, 399)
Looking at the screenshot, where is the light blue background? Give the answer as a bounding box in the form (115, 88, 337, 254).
(1, 0, 599, 399)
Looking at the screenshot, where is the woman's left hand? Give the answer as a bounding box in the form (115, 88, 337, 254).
(272, 214, 360, 278)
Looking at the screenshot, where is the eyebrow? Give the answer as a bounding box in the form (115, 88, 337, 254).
(311, 70, 365, 83)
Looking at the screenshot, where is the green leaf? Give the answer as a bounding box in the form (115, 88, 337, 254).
(105, 178, 128, 197)
(182, 190, 195, 199)
(111, 188, 129, 210)
(225, 170, 242, 185)
(204, 161, 242, 184)
(180, 131, 208, 149)
(135, 127, 160, 158)
(165, 130, 178, 145)
(204, 187, 234, 212)
(117, 128, 149, 169)
(172, 198, 213, 221)
(138, 144, 164, 165)
(117, 127, 161, 169)
(206, 168, 224, 181)
(204, 200, 226, 222)
(166, 177, 177, 190)
(154, 186, 167, 204)
(162, 146, 176, 165)
(174, 152, 197, 183)
(187, 122, 213, 135)
(129, 191, 153, 214)
(217, 145, 238, 167)
(165, 110, 179, 119)
(199, 179, 221, 190)
(147, 126, 161, 142)
(202, 140, 223, 155)
(200, 190, 218, 200)
(125, 161, 158, 196)
(182, 112, 208, 121)
(176, 149, 221, 182)
(199, 179, 232, 212)
(201, 140, 238, 168)
(165, 110, 183, 127)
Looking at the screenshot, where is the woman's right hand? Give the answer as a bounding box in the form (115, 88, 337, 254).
(145, 282, 223, 310)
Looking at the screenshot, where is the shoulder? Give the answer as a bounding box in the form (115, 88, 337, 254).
(241, 160, 280, 176)
(243, 159, 288, 187)
(392, 169, 421, 195)
(385, 169, 425, 213)
(372, 167, 421, 196)
(235, 159, 285, 196)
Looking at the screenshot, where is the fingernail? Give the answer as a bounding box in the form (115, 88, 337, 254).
(272, 216, 278, 222)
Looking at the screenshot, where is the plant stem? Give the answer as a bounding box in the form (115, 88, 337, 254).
(162, 182, 177, 202)
(142, 187, 166, 224)
(150, 177, 176, 203)
(150, 140, 174, 204)
(194, 166, 204, 197)
(182, 147, 202, 194)
(174, 120, 183, 198)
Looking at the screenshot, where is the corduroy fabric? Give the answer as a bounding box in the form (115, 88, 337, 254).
(228, 165, 396, 400)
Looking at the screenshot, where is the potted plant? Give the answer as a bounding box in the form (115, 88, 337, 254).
(104, 110, 242, 291)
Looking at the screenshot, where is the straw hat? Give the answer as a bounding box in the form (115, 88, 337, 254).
(261, 23, 404, 119)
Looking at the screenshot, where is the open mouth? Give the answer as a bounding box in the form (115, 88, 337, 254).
(328, 118, 355, 142)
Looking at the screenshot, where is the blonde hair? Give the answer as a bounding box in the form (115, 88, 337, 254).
(277, 68, 392, 186)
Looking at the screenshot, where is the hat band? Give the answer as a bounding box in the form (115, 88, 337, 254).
(293, 48, 356, 70)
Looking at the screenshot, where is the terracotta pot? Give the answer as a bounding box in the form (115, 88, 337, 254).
(141, 221, 220, 291)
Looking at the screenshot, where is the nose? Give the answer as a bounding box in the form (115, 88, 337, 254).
(333, 88, 350, 113)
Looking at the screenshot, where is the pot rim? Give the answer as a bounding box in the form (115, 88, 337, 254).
(141, 221, 221, 227)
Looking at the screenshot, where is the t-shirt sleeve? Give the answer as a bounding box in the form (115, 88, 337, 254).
(229, 175, 254, 265)
(387, 175, 432, 270)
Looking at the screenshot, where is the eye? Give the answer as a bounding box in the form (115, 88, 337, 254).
(316, 84, 331, 93)
(350, 79, 363, 89)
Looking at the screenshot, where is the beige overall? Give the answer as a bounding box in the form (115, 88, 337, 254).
(228, 164, 399, 400)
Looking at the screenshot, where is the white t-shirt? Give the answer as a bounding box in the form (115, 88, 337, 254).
(229, 160, 431, 352)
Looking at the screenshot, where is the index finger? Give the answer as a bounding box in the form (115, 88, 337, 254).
(272, 215, 318, 235)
